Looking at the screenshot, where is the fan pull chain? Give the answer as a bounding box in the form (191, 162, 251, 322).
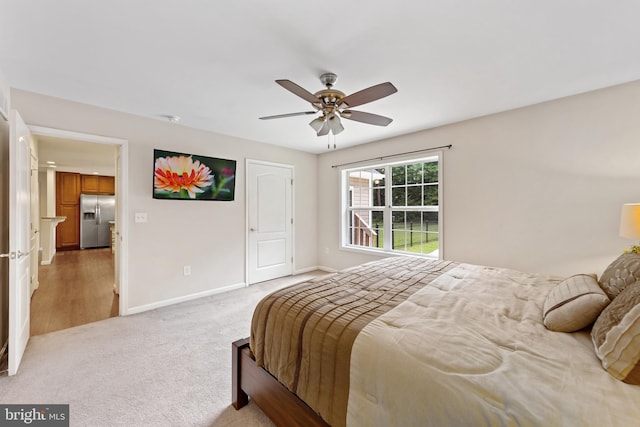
(327, 134, 337, 150)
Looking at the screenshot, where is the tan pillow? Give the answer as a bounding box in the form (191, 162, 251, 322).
(591, 281, 640, 385)
(599, 253, 640, 300)
(543, 274, 610, 332)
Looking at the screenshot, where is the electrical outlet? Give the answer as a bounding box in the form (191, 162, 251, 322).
(183, 265, 191, 276)
(134, 212, 148, 223)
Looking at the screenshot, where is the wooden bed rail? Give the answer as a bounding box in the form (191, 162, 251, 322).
(231, 338, 330, 427)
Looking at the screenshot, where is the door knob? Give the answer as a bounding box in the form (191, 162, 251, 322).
(17, 250, 29, 258)
(249, 227, 256, 232)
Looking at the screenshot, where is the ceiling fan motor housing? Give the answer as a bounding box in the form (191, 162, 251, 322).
(319, 72, 338, 87)
(314, 88, 345, 106)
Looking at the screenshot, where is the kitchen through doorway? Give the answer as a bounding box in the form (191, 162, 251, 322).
(29, 128, 128, 335)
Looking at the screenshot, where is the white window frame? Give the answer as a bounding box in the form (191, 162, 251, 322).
(340, 151, 443, 259)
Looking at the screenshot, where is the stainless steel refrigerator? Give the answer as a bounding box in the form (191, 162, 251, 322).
(80, 194, 116, 249)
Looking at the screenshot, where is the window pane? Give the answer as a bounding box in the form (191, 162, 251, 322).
(371, 210, 384, 248)
(406, 163, 422, 185)
(392, 211, 406, 227)
(392, 165, 405, 185)
(371, 210, 384, 229)
(392, 212, 412, 251)
(373, 167, 386, 187)
(372, 187, 385, 207)
(406, 211, 421, 224)
(407, 186, 422, 206)
(392, 186, 406, 206)
(349, 171, 371, 208)
(423, 161, 438, 183)
(389, 210, 439, 255)
(423, 184, 438, 206)
(348, 209, 383, 249)
(420, 212, 439, 256)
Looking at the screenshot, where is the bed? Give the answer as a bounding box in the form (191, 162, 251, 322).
(232, 255, 640, 426)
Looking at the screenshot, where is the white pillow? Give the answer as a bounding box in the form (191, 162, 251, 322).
(543, 274, 610, 332)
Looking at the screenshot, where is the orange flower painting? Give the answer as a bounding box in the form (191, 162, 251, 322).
(153, 150, 236, 201)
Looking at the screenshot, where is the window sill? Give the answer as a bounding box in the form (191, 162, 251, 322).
(340, 244, 440, 260)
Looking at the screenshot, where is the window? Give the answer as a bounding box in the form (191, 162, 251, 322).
(341, 153, 441, 258)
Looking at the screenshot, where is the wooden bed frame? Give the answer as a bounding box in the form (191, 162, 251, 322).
(232, 338, 330, 427)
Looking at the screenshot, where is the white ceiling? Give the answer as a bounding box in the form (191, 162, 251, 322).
(36, 135, 116, 176)
(2, 1, 640, 155)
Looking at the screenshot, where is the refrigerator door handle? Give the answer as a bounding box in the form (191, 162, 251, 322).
(96, 204, 101, 225)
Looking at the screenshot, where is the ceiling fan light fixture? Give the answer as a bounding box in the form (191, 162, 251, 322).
(309, 116, 325, 132)
(317, 120, 330, 136)
(328, 115, 344, 135)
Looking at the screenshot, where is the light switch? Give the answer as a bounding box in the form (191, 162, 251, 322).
(134, 212, 147, 223)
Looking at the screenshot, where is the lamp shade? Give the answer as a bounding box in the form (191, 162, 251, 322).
(620, 203, 640, 239)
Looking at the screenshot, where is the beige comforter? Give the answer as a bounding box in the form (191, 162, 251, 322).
(250, 256, 456, 427)
(347, 262, 640, 426)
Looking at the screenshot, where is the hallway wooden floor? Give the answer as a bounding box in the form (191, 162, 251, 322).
(31, 248, 118, 336)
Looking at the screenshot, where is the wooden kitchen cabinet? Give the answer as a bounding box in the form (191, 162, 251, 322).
(56, 172, 80, 249)
(57, 204, 80, 248)
(81, 175, 115, 195)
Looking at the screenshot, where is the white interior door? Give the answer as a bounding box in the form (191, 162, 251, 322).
(8, 110, 31, 376)
(29, 137, 39, 295)
(247, 161, 293, 284)
(114, 147, 121, 295)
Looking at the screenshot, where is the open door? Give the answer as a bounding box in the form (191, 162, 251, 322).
(8, 110, 31, 375)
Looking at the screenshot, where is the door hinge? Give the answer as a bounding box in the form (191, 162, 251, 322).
(291, 257, 293, 263)
(291, 218, 293, 225)
(290, 178, 293, 186)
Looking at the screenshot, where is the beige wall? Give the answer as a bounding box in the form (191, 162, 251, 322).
(11, 89, 318, 312)
(317, 80, 640, 276)
(9, 79, 640, 316)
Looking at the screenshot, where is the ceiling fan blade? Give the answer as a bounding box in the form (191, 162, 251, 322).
(276, 79, 320, 104)
(341, 110, 393, 126)
(339, 82, 397, 108)
(259, 111, 316, 120)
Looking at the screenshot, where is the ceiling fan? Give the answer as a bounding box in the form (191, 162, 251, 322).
(259, 73, 397, 137)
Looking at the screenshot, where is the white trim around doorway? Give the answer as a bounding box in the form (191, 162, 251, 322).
(28, 125, 130, 316)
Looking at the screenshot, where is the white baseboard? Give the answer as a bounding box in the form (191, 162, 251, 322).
(125, 282, 246, 315)
(40, 248, 56, 265)
(314, 265, 338, 273)
(294, 265, 335, 274)
(41, 254, 54, 265)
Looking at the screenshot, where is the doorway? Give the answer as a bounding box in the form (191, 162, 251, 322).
(29, 126, 128, 334)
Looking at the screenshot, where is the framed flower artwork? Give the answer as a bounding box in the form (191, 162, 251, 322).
(153, 149, 236, 201)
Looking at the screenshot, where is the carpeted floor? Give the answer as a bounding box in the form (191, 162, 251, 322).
(0, 271, 326, 426)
